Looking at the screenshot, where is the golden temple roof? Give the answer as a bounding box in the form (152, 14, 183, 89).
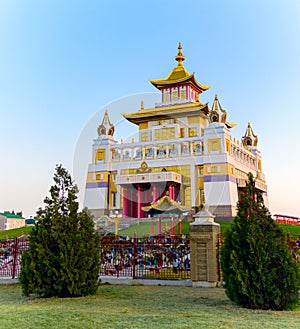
(149, 43, 210, 92)
(142, 195, 189, 213)
(122, 101, 209, 125)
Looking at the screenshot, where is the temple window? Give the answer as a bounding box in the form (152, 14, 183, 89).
(172, 88, 178, 102)
(141, 132, 148, 142)
(154, 127, 175, 140)
(95, 149, 105, 163)
(180, 127, 185, 138)
(180, 87, 186, 100)
(211, 166, 218, 173)
(188, 127, 197, 137)
(164, 89, 170, 103)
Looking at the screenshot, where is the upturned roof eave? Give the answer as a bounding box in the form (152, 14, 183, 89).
(149, 73, 210, 92)
(122, 102, 209, 125)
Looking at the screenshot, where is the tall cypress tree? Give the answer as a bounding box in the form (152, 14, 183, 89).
(221, 173, 299, 310)
(20, 165, 100, 297)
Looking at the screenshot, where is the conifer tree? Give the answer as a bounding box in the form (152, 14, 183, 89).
(20, 165, 100, 297)
(221, 173, 299, 310)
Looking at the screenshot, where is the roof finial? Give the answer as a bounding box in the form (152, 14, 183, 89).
(175, 42, 185, 66)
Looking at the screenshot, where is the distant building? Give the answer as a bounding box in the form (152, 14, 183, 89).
(0, 212, 26, 230)
(25, 216, 37, 226)
(274, 214, 300, 225)
(84, 44, 268, 220)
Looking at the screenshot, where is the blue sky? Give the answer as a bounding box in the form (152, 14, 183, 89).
(1, 0, 300, 217)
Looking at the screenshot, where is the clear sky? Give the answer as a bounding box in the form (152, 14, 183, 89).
(1, 0, 300, 218)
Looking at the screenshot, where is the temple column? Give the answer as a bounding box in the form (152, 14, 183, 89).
(171, 217, 175, 235)
(152, 184, 159, 202)
(151, 218, 155, 235)
(123, 188, 129, 218)
(169, 183, 175, 200)
(157, 217, 161, 235)
(137, 185, 144, 218)
(132, 189, 138, 218)
(178, 218, 182, 235)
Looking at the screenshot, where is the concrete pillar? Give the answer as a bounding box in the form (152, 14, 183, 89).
(189, 204, 221, 287)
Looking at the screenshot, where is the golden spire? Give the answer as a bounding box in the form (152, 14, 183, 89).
(214, 94, 220, 110)
(209, 94, 227, 123)
(175, 42, 185, 66)
(97, 109, 115, 136)
(247, 122, 251, 134)
(242, 122, 258, 147)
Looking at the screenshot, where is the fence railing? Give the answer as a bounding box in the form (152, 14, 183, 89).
(100, 235, 191, 280)
(1, 232, 299, 280)
(0, 236, 28, 279)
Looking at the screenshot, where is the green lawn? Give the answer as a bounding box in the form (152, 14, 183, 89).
(0, 226, 32, 240)
(119, 220, 300, 239)
(119, 220, 190, 236)
(1, 222, 300, 240)
(0, 283, 299, 329)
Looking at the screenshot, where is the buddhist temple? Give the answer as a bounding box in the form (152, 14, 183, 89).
(83, 44, 268, 220)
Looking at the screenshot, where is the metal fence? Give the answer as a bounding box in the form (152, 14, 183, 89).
(0, 236, 28, 278)
(1, 232, 298, 280)
(100, 235, 191, 280)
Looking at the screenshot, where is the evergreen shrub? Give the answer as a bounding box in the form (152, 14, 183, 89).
(20, 165, 100, 297)
(221, 173, 299, 310)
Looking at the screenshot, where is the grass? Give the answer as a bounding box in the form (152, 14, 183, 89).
(0, 283, 299, 329)
(119, 220, 190, 236)
(0, 226, 32, 240)
(119, 220, 300, 239)
(1, 222, 300, 241)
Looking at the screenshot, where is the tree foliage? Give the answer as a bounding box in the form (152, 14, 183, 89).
(20, 165, 100, 297)
(221, 173, 299, 310)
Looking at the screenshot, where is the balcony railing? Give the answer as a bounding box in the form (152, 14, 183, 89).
(111, 137, 204, 162)
(116, 171, 182, 185)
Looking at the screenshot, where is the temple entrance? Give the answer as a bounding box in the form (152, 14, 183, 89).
(116, 169, 183, 218)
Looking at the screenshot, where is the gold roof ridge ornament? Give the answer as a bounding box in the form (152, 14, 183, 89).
(175, 42, 185, 66)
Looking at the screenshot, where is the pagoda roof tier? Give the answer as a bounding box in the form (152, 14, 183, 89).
(150, 71, 210, 92)
(149, 43, 210, 92)
(122, 102, 209, 125)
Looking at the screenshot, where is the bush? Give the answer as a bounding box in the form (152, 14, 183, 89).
(221, 173, 299, 310)
(20, 165, 100, 297)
